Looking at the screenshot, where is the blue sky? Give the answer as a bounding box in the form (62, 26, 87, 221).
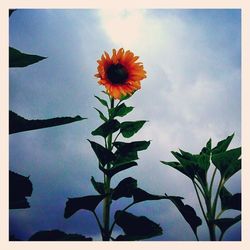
(9, 9, 241, 241)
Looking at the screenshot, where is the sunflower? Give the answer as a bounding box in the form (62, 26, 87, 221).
(95, 48, 147, 99)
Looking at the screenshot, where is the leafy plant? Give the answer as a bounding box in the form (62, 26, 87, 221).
(64, 93, 167, 241)
(161, 134, 241, 240)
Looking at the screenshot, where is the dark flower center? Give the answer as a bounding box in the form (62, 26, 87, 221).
(106, 63, 128, 84)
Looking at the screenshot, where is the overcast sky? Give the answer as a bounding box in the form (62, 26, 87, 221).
(9, 9, 241, 241)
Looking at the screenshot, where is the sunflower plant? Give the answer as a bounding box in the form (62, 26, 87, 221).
(161, 134, 241, 241)
(64, 48, 168, 241)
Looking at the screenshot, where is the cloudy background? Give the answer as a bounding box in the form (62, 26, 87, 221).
(9, 9, 241, 241)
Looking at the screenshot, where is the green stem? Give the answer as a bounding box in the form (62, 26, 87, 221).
(209, 167, 217, 196)
(102, 97, 114, 241)
(193, 181, 208, 225)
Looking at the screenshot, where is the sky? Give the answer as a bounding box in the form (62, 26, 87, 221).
(9, 9, 241, 241)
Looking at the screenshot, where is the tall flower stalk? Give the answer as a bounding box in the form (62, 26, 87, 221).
(64, 49, 166, 241)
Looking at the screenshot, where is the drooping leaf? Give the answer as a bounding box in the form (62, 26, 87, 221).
(91, 176, 105, 195)
(212, 134, 234, 154)
(94, 95, 109, 108)
(88, 140, 115, 167)
(166, 195, 202, 236)
(219, 187, 241, 211)
(91, 119, 120, 138)
(115, 211, 163, 241)
(9, 9, 17, 17)
(9, 170, 33, 209)
(94, 108, 108, 122)
(29, 230, 92, 241)
(109, 103, 134, 118)
(107, 162, 138, 177)
(64, 195, 105, 218)
(132, 188, 167, 204)
(120, 120, 147, 138)
(214, 215, 241, 236)
(211, 147, 241, 179)
(113, 141, 150, 153)
(112, 177, 137, 200)
(9, 47, 47, 67)
(9, 111, 85, 134)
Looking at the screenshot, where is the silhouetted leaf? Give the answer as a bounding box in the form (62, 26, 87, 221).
(214, 215, 241, 235)
(170, 151, 196, 179)
(9, 111, 85, 134)
(94, 108, 108, 122)
(88, 140, 115, 167)
(109, 103, 134, 118)
(219, 187, 241, 211)
(112, 177, 137, 200)
(211, 147, 241, 179)
(113, 151, 139, 167)
(9, 171, 33, 209)
(212, 134, 234, 154)
(200, 138, 212, 154)
(91, 119, 120, 138)
(94, 95, 108, 108)
(91, 176, 106, 195)
(166, 195, 202, 236)
(113, 141, 150, 153)
(115, 211, 162, 241)
(132, 188, 167, 204)
(120, 120, 147, 138)
(107, 162, 138, 177)
(29, 230, 92, 241)
(64, 195, 105, 218)
(9, 9, 17, 17)
(161, 161, 191, 178)
(9, 47, 47, 67)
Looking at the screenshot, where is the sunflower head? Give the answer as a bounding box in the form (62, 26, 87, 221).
(95, 48, 147, 99)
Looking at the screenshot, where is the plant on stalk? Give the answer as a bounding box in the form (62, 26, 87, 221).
(161, 134, 241, 240)
(64, 48, 166, 241)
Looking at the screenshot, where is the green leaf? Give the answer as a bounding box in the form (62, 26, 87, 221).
(107, 162, 138, 177)
(90, 176, 105, 195)
(170, 151, 196, 179)
(161, 161, 191, 178)
(120, 120, 147, 138)
(196, 153, 210, 172)
(91, 119, 120, 138)
(94, 108, 108, 122)
(211, 147, 241, 179)
(88, 140, 115, 167)
(214, 215, 241, 236)
(113, 151, 139, 167)
(9, 111, 86, 134)
(212, 134, 234, 154)
(94, 95, 109, 108)
(109, 103, 134, 118)
(29, 230, 92, 241)
(219, 187, 241, 211)
(166, 195, 202, 237)
(112, 177, 137, 200)
(64, 195, 105, 218)
(9, 170, 33, 209)
(200, 138, 212, 154)
(9, 47, 47, 67)
(132, 188, 167, 204)
(115, 211, 163, 241)
(113, 141, 150, 153)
